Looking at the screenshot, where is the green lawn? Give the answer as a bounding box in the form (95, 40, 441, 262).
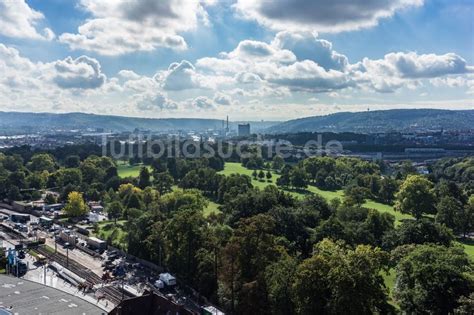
(307, 186, 344, 200)
(219, 163, 345, 200)
(459, 239, 474, 259)
(204, 201, 222, 217)
(94, 220, 128, 250)
(218, 162, 474, 261)
(117, 163, 151, 178)
(219, 162, 280, 189)
(363, 200, 412, 225)
(382, 268, 398, 308)
(220, 163, 356, 201)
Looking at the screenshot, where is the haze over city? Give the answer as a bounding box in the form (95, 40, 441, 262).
(0, 0, 473, 120)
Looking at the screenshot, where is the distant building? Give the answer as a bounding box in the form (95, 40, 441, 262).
(238, 123, 250, 137)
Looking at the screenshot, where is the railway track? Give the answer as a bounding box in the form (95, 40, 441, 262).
(35, 246, 134, 304)
(1, 225, 134, 305)
(0, 224, 26, 240)
(35, 246, 101, 284)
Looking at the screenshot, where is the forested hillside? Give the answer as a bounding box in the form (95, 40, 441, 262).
(266, 109, 474, 133)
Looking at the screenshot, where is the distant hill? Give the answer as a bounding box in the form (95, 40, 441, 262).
(0, 109, 471, 135)
(0, 112, 279, 134)
(265, 109, 474, 134)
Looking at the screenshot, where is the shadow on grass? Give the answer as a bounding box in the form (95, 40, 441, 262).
(457, 238, 474, 246)
(283, 187, 312, 195)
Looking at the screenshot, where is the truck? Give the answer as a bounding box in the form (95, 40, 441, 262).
(36, 254, 47, 264)
(159, 273, 177, 286)
(59, 230, 77, 245)
(87, 236, 107, 251)
(39, 216, 53, 227)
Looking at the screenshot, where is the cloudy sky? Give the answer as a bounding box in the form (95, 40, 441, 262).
(0, 0, 473, 120)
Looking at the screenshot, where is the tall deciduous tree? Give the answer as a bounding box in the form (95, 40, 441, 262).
(64, 191, 88, 217)
(138, 166, 151, 189)
(162, 208, 206, 285)
(459, 195, 474, 238)
(290, 167, 307, 190)
(395, 175, 436, 219)
(292, 239, 391, 315)
(265, 254, 297, 315)
(394, 244, 473, 314)
(272, 155, 284, 171)
(219, 214, 279, 314)
(436, 196, 464, 233)
(153, 172, 174, 195)
(106, 200, 123, 224)
(27, 153, 56, 172)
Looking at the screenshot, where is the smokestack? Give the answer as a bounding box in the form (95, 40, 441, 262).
(226, 116, 229, 129)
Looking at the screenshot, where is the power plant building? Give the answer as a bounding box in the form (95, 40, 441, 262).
(238, 123, 251, 136)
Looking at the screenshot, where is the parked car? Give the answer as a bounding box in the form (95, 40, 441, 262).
(154, 280, 165, 289)
(108, 253, 119, 261)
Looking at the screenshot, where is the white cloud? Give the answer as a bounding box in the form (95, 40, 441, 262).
(213, 92, 234, 105)
(234, 0, 424, 32)
(59, 0, 213, 55)
(235, 72, 263, 84)
(161, 60, 201, 91)
(159, 60, 234, 91)
(193, 33, 474, 95)
(387, 52, 473, 78)
(358, 52, 473, 79)
(1, 26, 473, 119)
(272, 31, 348, 70)
(266, 60, 353, 92)
(229, 40, 274, 58)
(190, 96, 215, 110)
(0, 44, 118, 114)
(0, 0, 55, 40)
(118, 70, 141, 81)
(353, 52, 474, 92)
(53, 56, 106, 89)
(225, 39, 296, 64)
(430, 75, 474, 94)
(196, 35, 352, 93)
(59, 18, 187, 56)
(136, 92, 178, 111)
(42, 28, 56, 41)
(196, 57, 248, 75)
(431, 76, 468, 88)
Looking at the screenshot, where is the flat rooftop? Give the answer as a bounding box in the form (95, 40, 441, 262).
(0, 275, 105, 315)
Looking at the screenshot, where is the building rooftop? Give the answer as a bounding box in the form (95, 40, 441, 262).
(0, 275, 105, 315)
(109, 291, 195, 315)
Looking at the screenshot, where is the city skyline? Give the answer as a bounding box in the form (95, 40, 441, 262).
(0, 0, 473, 120)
